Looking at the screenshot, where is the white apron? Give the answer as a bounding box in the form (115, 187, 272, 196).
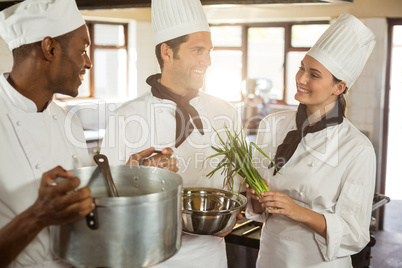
(101, 91, 243, 268)
(0, 73, 90, 267)
(246, 110, 376, 268)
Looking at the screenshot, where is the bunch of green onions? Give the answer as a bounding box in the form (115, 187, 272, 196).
(205, 126, 276, 196)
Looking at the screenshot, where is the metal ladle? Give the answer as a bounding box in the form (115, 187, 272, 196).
(93, 154, 120, 197)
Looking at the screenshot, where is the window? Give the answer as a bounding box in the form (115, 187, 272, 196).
(247, 27, 285, 102)
(286, 24, 330, 105)
(204, 26, 243, 101)
(91, 23, 128, 99)
(57, 21, 129, 99)
(205, 22, 329, 106)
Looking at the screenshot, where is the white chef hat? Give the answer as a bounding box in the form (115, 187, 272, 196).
(0, 0, 85, 51)
(151, 0, 210, 46)
(306, 14, 376, 89)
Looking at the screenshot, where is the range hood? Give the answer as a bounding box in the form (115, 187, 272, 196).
(0, 0, 353, 11)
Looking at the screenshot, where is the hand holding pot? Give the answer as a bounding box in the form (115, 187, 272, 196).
(33, 166, 94, 226)
(126, 147, 178, 172)
(0, 166, 94, 268)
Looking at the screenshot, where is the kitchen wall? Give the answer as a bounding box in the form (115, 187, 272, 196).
(349, 18, 387, 188)
(78, 0, 400, 189)
(0, 20, 159, 131)
(127, 20, 160, 98)
(0, 0, 400, 189)
(79, 0, 402, 22)
(202, 0, 402, 23)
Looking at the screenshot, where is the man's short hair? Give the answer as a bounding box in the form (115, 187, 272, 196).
(155, 34, 189, 71)
(13, 32, 72, 62)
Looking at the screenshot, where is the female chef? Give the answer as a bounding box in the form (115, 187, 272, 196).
(245, 14, 377, 268)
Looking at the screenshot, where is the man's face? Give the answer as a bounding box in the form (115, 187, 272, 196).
(166, 31, 213, 94)
(53, 25, 92, 97)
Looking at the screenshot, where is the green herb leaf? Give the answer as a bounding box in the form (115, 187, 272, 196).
(205, 126, 275, 195)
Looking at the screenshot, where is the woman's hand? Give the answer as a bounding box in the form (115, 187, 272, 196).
(245, 181, 268, 215)
(126, 147, 178, 172)
(258, 191, 305, 222)
(258, 191, 327, 237)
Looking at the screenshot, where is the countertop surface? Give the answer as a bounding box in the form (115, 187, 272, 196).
(225, 214, 262, 249)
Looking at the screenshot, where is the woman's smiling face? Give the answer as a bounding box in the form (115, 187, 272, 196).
(294, 55, 345, 115)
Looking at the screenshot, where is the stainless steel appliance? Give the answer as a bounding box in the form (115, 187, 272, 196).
(52, 165, 183, 268)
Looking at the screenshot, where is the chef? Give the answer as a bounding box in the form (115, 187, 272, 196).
(101, 0, 243, 267)
(0, 0, 174, 267)
(246, 14, 376, 267)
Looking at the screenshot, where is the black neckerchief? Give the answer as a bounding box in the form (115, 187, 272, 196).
(147, 74, 204, 148)
(270, 101, 344, 175)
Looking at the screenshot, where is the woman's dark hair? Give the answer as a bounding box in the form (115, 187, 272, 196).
(155, 34, 189, 70)
(333, 75, 348, 117)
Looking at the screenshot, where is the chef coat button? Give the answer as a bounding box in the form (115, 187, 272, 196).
(52, 115, 57, 120)
(16, 121, 22, 126)
(308, 162, 314, 167)
(35, 164, 41, 169)
(72, 154, 78, 160)
(326, 136, 331, 140)
(300, 192, 304, 196)
(108, 103, 117, 112)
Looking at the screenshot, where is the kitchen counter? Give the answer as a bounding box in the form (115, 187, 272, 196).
(225, 194, 390, 268)
(225, 216, 262, 249)
(225, 213, 261, 268)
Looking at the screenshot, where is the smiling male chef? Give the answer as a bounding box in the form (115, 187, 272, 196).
(101, 0, 243, 267)
(0, 0, 174, 267)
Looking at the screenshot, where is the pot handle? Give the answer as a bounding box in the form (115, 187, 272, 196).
(86, 205, 99, 230)
(93, 154, 120, 197)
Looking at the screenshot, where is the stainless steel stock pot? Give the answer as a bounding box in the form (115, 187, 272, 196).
(51, 165, 183, 268)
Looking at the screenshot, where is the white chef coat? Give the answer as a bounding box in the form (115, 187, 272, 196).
(0, 73, 90, 267)
(101, 91, 243, 268)
(245, 110, 376, 268)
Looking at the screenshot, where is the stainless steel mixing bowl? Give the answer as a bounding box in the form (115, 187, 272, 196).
(182, 187, 247, 235)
